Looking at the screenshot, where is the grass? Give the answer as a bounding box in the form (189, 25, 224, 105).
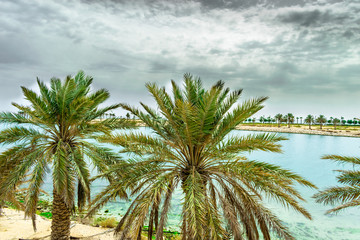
(39, 211, 52, 219)
(142, 226, 181, 239)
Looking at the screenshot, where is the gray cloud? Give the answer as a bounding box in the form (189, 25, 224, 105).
(0, 0, 359, 118)
(277, 9, 348, 27)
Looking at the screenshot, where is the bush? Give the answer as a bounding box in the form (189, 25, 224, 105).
(93, 217, 118, 228)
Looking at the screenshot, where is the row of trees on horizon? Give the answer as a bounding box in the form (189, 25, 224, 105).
(247, 114, 359, 129)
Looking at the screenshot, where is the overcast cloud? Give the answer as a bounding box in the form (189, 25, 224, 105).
(0, 0, 359, 118)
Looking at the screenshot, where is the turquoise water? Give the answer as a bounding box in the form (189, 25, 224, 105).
(2, 126, 360, 239)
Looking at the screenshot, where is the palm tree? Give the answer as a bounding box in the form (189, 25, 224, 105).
(0, 71, 134, 240)
(304, 115, 314, 129)
(314, 155, 360, 214)
(259, 116, 265, 124)
(333, 118, 340, 130)
(285, 113, 294, 128)
(341, 116, 345, 125)
(296, 117, 299, 124)
(316, 115, 327, 130)
(275, 113, 283, 128)
(90, 74, 315, 240)
(300, 116, 303, 124)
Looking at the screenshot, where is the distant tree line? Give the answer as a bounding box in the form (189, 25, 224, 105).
(245, 113, 359, 130)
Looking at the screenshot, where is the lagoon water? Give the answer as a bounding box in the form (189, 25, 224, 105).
(3, 126, 360, 239)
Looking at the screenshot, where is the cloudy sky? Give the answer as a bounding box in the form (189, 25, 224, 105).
(0, 0, 359, 119)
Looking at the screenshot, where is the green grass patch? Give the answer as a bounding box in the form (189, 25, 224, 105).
(39, 211, 52, 219)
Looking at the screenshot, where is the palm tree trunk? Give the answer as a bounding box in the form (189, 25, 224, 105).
(309, 124, 311, 130)
(181, 213, 187, 240)
(320, 124, 322, 130)
(51, 190, 71, 240)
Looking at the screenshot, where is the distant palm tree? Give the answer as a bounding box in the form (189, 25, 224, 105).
(275, 113, 283, 128)
(300, 116, 303, 124)
(0, 71, 134, 240)
(296, 117, 299, 124)
(341, 116, 345, 125)
(267, 116, 271, 123)
(333, 118, 340, 130)
(259, 116, 265, 124)
(314, 155, 360, 214)
(89, 74, 315, 240)
(316, 115, 327, 130)
(304, 115, 314, 129)
(286, 113, 294, 128)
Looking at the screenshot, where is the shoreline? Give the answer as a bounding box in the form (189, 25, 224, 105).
(236, 125, 360, 138)
(0, 208, 115, 240)
(135, 120, 360, 138)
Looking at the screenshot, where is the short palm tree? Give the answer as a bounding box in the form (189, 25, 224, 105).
(316, 115, 327, 130)
(275, 113, 283, 128)
(90, 74, 315, 240)
(314, 155, 360, 214)
(0, 71, 134, 240)
(333, 118, 340, 130)
(304, 115, 314, 130)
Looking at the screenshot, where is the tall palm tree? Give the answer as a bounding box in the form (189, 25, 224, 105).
(275, 113, 283, 128)
(314, 155, 360, 214)
(316, 115, 327, 130)
(285, 113, 294, 128)
(304, 115, 314, 130)
(333, 118, 340, 130)
(0, 71, 134, 240)
(90, 74, 315, 240)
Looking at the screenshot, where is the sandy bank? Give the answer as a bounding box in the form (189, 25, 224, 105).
(236, 125, 360, 138)
(0, 208, 116, 240)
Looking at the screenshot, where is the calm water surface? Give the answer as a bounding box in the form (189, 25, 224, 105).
(3, 126, 360, 239)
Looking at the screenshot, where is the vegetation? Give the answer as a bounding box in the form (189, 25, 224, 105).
(304, 115, 314, 130)
(285, 113, 294, 128)
(93, 216, 118, 228)
(89, 74, 315, 240)
(275, 113, 283, 128)
(316, 115, 327, 130)
(0, 71, 134, 240)
(0, 171, 24, 216)
(314, 155, 360, 214)
(333, 118, 340, 130)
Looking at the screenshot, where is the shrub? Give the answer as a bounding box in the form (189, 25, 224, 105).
(93, 217, 118, 228)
